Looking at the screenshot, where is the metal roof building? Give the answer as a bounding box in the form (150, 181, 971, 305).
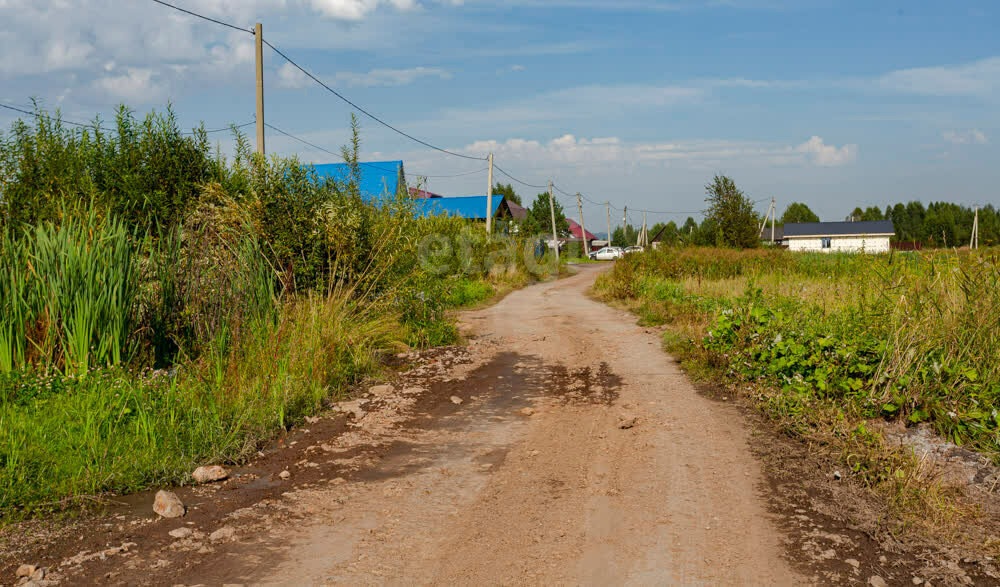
(412, 196, 506, 220)
(311, 161, 404, 203)
(783, 220, 894, 253)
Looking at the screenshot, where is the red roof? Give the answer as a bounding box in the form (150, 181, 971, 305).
(409, 187, 443, 198)
(567, 218, 597, 240)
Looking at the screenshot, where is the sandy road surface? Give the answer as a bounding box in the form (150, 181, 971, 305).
(245, 264, 800, 585)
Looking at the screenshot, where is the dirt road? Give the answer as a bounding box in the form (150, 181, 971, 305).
(7, 264, 804, 585)
(233, 264, 799, 585)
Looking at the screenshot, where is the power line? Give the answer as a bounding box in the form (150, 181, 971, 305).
(261, 39, 486, 162)
(265, 122, 486, 179)
(493, 164, 547, 189)
(148, 0, 253, 34)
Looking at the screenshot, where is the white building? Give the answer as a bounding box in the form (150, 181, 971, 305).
(783, 221, 894, 254)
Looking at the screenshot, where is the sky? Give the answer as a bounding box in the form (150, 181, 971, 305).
(1, 0, 998, 230)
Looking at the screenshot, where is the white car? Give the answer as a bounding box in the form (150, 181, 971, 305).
(624, 246, 645, 254)
(588, 246, 624, 261)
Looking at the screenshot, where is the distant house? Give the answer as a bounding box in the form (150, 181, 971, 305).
(312, 160, 406, 202)
(507, 200, 528, 222)
(409, 187, 443, 199)
(561, 218, 598, 251)
(783, 221, 894, 253)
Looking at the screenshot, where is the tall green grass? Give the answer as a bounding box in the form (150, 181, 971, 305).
(0, 211, 140, 375)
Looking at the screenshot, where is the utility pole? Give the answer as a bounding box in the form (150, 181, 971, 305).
(770, 196, 776, 244)
(640, 212, 647, 247)
(622, 206, 627, 247)
(606, 202, 611, 250)
(548, 181, 559, 263)
(254, 23, 265, 157)
(486, 153, 494, 234)
(577, 193, 590, 256)
(971, 206, 979, 250)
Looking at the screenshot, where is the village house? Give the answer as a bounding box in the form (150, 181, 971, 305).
(783, 220, 895, 253)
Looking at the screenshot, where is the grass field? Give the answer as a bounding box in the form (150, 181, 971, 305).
(595, 246, 1000, 532)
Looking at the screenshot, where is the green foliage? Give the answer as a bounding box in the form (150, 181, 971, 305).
(521, 192, 569, 237)
(704, 175, 759, 249)
(780, 202, 820, 224)
(597, 245, 1000, 457)
(0, 106, 537, 516)
(493, 182, 521, 205)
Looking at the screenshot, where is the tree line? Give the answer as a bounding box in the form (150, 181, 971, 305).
(493, 178, 996, 250)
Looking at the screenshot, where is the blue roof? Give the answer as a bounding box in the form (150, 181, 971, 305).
(412, 196, 504, 220)
(311, 161, 402, 202)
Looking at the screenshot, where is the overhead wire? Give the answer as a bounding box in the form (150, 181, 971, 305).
(262, 40, 486, 162)
(264, 122, 485, 179)
(148, 0, 253, 33)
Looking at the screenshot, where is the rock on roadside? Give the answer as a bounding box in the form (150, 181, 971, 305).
(450, 396, 463, 405)
(192, 465, 228, 484)
(168, 527, 193, 539)
(153, 490, 185, 518)
(210, 526, 236, 543)
(617, 412, 638, 429)
(16, 564, 36, 578)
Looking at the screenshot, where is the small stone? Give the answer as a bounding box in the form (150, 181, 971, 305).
(617, 413, 638, 429)
(192, 465, 228, 484)
(29, 568, 45, 581)
(305, 416, 320, 424)
(519, 407, 536, 416)
(16, 565, 36, 578)
(210, 526, 236, 542)
(368, 384, 393, 396)
(153, 490, 185, 518)
(278, 470, 291, 480)
(450, 396, 463, 405)
(912, 578, 924, 585)
(846, 559, 860, 569)
(169, 527, 193, 539)
(833, 471, 842, 480)
(869, 576, 888, 587)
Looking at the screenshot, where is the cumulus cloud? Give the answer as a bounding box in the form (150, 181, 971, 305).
(795, 136, 857, 167)
(307, 0, 420, 20)
(92, 67, 166, 102)
(943, 129, 988, 145)
(277, 64, 450, 89)
(458, 134, 856, 170)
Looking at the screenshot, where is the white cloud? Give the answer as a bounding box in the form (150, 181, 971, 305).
(875, 57, 1000, 97)
(92, 67, 166, 103)
(336, 66, 451, 87)
(795, 136, 857, 167)
(277, 63, 310, 89)
(457, 134, 856, 170)
(497, 64, 526, 75)
(307, 0, 420, 20)
(943, 129, 988, 145)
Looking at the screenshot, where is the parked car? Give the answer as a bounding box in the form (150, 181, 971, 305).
(588, 246, 624, 261)
(624, 246, 645, 254)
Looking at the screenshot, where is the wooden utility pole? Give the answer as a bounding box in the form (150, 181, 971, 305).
(548, 181, 559, 262)
(577, 193, 590, 256)
(770, 196, 776, 244)
(486, 153, 494, 234)
(606, 202, 611, 250)
(254, 23, 265, 157)
(971, 206, 979, 249)
(622, 206, 627, 247)
(639, 212, 647, 247)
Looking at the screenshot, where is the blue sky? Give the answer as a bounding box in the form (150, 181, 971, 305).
(1, 0, 998, 229)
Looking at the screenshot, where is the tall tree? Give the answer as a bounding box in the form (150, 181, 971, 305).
(522, 192, 569, 237)
(493, 182, 521, 205)
(780, 202, 819, 224)
(704, 175, 759, 248)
